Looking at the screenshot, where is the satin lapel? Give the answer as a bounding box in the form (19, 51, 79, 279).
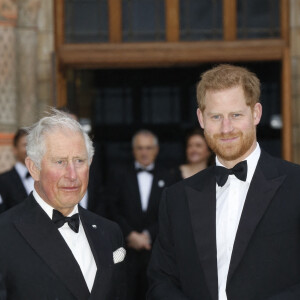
(147, 170, 160, 212)
(227, 158, 286, 283)
(129, 167, 143, 212)
(186, 168, 219, 300)
(80, 209, 113, 299)
(14, 196, 90, 300)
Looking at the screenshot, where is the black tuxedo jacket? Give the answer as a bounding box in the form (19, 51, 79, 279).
(109, 164, 174, 240)
(148, 151, 300, 300)
(0, 166, 28, 209)
(0, 194, 126, 300)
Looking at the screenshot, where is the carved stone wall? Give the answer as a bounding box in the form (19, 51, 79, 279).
(0, 0, 54, 172)
(291, 0, 300, 163)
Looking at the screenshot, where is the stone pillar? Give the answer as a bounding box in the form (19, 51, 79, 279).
(0, 0, 18, 172)
(36, 0, 54, 115)
(16, 0, 41, 127)
(291, 0, 300, 163)
(0, 0, 17, 131)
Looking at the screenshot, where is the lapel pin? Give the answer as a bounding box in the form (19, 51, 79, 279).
(92, 225, 97, 229)
(158, 180, 165, 188)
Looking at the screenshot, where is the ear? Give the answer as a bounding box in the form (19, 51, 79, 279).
(253, 103, 262, 126)
(197, 108, 205, 129)
(25, 157, 40, 181)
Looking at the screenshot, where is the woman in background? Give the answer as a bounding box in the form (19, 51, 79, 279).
(175, 128, 213, 180)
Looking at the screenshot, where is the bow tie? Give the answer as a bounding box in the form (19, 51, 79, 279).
(52, 209, 80, 233)
(136, 167, 154, 174)
(215, 160, 247, 187)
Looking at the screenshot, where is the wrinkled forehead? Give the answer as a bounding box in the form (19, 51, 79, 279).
(43, 129, 87, 156)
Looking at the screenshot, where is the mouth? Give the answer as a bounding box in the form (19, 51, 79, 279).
(60, 186, 80, 192)
(219, 136, 239, 143)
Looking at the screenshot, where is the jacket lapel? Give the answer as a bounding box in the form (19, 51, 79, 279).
(186, 168, 219, 300)
(14, 195, 90, 300)
(80, 208, 114, 299)
(227, 152, 286, 283)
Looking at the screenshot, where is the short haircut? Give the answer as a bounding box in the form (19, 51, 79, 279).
(196, 64, 261, 111)
(132, 129, 159, 148)
(13, 129, 28, 147)
(25, 108, 94, 170)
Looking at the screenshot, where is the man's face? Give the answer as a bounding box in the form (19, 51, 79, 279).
(14, 135, 27, 164)
(197, 85, 262, 167)
(133, 135, 159, 167)
(28, 129, 89, 215)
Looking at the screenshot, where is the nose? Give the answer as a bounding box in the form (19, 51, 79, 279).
(65, 162, 77, 181)
(221, 118, 233, 134)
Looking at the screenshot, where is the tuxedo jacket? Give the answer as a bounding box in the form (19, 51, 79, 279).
(148, 151, 300, 300)
(0, 194, 126, 300)
(0, 166, 28, 209)
(109, 163, 174, 241)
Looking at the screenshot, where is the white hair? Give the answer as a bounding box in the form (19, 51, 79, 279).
(132, 129, 159, 148)
(25, 108, 94, 169)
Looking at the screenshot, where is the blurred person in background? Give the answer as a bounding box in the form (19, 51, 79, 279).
(174, 128, 214, 181)
(109, 129, 174, 300)
(0, 129, 34, 210)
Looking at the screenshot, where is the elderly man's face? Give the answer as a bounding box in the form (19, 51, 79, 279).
(133, 135, 159, 167)
(30, 129, 89, 215)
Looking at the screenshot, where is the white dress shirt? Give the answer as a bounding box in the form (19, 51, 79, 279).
(135, 161, 154, 212)
(33, 189, 97, 292)
(216, 143, 261, 300)
(15, 162, 34, 195)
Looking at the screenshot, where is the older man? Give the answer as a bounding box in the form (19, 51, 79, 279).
(0, 109, 126, 300)
(148, 64, 300, 300)
(109, 129, 174, 300)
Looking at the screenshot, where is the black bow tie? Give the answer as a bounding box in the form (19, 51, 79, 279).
(215, 160, 248, 187)
(52, 209, 80, 233)
(136, 167, 154, 174)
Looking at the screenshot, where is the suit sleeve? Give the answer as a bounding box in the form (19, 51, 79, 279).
(266, 283, 300, 299)
(147, 189, 189, 300)
(107, 170, 134, 238)
(0, 274, 6, 300)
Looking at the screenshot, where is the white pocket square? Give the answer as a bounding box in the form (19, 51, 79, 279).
(113, 247, 126, 264)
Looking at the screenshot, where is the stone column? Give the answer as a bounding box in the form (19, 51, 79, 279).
(291, 0, 300, 163)
(0, 0, 18, 172)
(0, 0, 17, 131)
(16, 0, 41, 127)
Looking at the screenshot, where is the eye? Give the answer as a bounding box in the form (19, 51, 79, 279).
(232, 113, 242, 118)
(56, 160, 63, 165)
(211, 115, 221, 120)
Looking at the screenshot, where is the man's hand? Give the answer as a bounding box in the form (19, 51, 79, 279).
(127, 231, 151, 251)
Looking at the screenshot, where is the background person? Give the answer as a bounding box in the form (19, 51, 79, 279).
(174, 128, 213, 180)
(109, 129, 174, 300)
(0, 129, 34, 210)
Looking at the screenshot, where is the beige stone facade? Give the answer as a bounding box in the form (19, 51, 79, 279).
(291, 0, 300, 163)
(0, 0, 54, 172)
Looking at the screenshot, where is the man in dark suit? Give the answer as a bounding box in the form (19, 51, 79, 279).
(109, 130, 174, 300)
(0, 129, 34, 210)
(0, 109, 126, 299)
(148, 64, 300, 300)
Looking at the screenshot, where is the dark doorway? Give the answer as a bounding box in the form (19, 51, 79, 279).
(67, 62, 281, 183)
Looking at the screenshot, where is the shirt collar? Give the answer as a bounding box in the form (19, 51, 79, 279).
(134, 161, 155, 171)
(215, 142, 261, 184)
(15, 162, 29, 179)
(33, 188, 78, 219)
